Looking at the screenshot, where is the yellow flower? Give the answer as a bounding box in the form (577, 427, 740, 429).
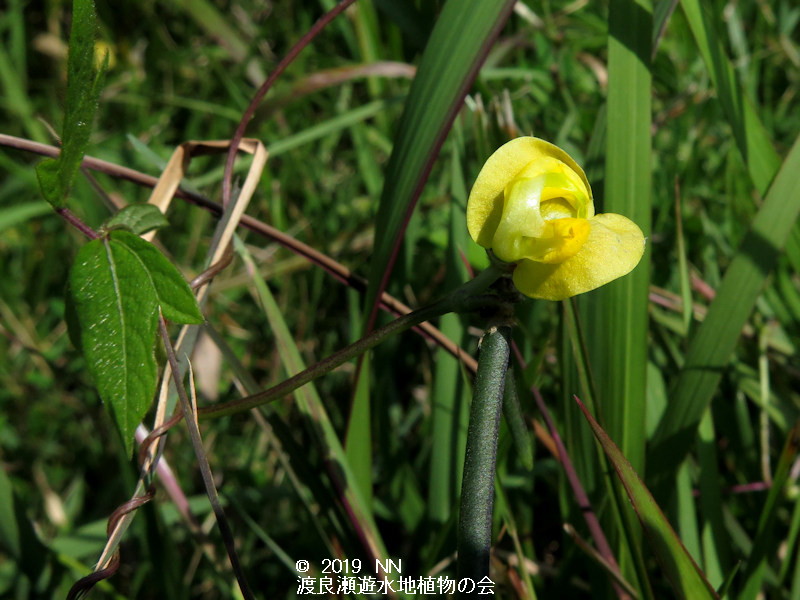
(467, 137, 645, 301)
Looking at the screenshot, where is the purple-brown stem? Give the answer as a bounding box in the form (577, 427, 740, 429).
(221, 0, 358, 208)
(55, 207, 99, 240)
(511, 346, 610, 553)
(511, 340, 628, 599)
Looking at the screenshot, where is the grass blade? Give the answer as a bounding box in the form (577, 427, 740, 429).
(649, 134, 800, 489)
(679, 0, 780, 194)
(352, 0, 515, 527)
(575, 396, 719, 600)
(364, 0, 516, 324)
(234, 237, 392, 575)
(591, 0, 652, 478)
(583, 0, 653, 587)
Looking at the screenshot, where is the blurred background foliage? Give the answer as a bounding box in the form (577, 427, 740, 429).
(1, 0, 799, 597)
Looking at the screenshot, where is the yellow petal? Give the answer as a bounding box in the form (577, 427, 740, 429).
(530, 218, 591, 264)
(490, 177, 547, 261)
(511, 213, 646, 301)
(467, 137, 593, 248)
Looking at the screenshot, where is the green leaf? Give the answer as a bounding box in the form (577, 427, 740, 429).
(583, 0, 653, 590)
(111, 231, 203, 325)
(69, 236, 158, 454)
(591, 0, 652, 475)
(35, 157, 63, 208)
(104, 204, 169, 235)
(575, 396, 720, 600)
(649, 134, 800, 488)
(364, 0, 516, 317)
(354, 0, 515, 521)
(69, 231, 202, 454)
(679, 0, 780, 195)
(35, 0, 107, 208)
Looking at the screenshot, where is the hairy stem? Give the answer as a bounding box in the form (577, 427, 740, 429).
(457, 325, 511, 594)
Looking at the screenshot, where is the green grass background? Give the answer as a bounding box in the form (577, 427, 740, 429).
(1, 0, 799, 597)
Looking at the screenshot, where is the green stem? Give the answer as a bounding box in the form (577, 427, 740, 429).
(198, 264, 505, 419)
(457, 325, 511, 594)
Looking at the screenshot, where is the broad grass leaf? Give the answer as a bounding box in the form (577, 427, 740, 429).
(364, 0, 516, 318)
